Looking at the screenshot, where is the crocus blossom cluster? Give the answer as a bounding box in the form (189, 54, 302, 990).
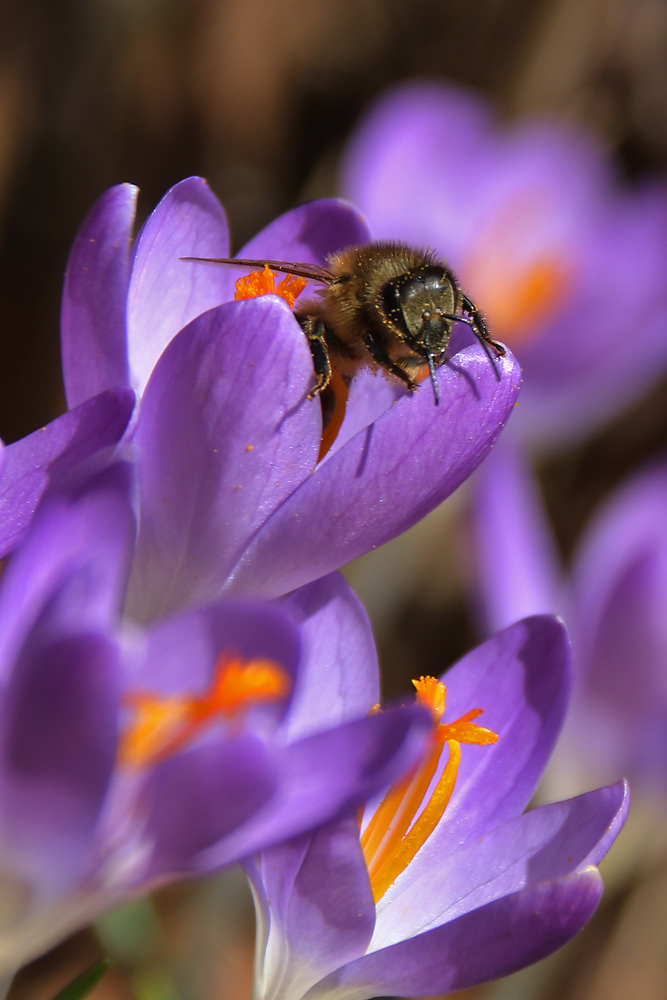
(0, 463, 431, 980)
(0, 174, 630, 995)
(473, 443, 667, 794)
(341, 80, 667, 448)
(245, 617, 628, 1000)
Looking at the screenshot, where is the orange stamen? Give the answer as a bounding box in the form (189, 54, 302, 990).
(362, 677, 497, 903)
(234, 265, 307, 308)
(118, 652, 290, 769)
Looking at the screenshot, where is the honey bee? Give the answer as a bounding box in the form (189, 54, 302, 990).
(184, 241, 505, 405)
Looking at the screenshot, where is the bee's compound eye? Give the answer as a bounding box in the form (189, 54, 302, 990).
(383, 267, 456, 349)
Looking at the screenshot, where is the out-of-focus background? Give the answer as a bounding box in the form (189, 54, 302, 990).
(3, 1, 667, 998)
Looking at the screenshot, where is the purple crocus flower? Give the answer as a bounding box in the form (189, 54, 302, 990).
(1, 177, 521, 619)
(341, 80, 667, 448)
(244, 616, 628, 999)
(473, 442, 667, 793)
(0, 465, 431, 979)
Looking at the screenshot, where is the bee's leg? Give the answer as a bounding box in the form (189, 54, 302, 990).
(457, 295, 506, 355)
(362, 331, 418, 391)
(297, 315, 332, 396)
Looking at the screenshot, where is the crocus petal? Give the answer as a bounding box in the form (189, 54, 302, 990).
(471, 436, 564, 633)
(229, 347, 521, 598)
(247, 817, 376, 1000)
(280, 573, 380, 741)
(61, 184, 137, 407)
(126, 296, 320, 621)
(419, 615, 571, 859)
(567, 464, 667, 782)
(319, 869, 603, 999)
(0, 630, 119, 895)
(126, 177, 230, 395)
(181, 705, 431, 872)
(340, 81, 496, 255)
(0, 387, 135, 559)
(138, 734, 278, 879)
(373, 781, 628, 947)
(0, 463, 136, 677)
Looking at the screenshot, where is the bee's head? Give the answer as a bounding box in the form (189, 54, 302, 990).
(381, 266, 458, 357)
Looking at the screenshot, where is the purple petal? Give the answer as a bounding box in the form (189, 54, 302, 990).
(239, 199, 370, 262)
(0, 463, 136, 678)
(418, 616, 571, 859)
(247, 818, 375, 993)
(471, 437, 564, 633)
(569, 465, 667, 782)
(229, 346, 521, 598)
(126, 177, 230, 395)
(184, 704, 431, 871)
(126, 296, 320, 621)
(0, 631, 119, 894)
(139, 734, 277, 878)
(61, 184, 137, 407)
(341, 81, 496, 255)
(325, 869, 603, 997)
(0, 387, 135, 559)
(280, 573, 380, 741)
(374, 781, 628, 945)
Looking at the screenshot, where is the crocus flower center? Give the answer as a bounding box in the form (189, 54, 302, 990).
(234, 265, 308, 308)
(119, 652, 290, 769)
(462, 194, 572, 345)
(361, 676, 498, 903)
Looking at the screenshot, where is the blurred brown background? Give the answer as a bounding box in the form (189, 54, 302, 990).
(2, 1, 667, 998)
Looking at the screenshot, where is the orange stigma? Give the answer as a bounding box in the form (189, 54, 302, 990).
(118, 652, 290, 769)
(361, 677, 498, 903)
(234, 265, 307, 308)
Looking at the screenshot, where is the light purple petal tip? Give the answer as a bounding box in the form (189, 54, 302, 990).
(127, 177, 230, 395)
(61, 184, 137, 407)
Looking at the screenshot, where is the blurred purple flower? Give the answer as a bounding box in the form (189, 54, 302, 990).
(341, 80, 667, 448)
(245, 616, 628, 1000)
(0, 465, 430, 979)
(472, 441, 667, 792)
(1, 178, 521, 619)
